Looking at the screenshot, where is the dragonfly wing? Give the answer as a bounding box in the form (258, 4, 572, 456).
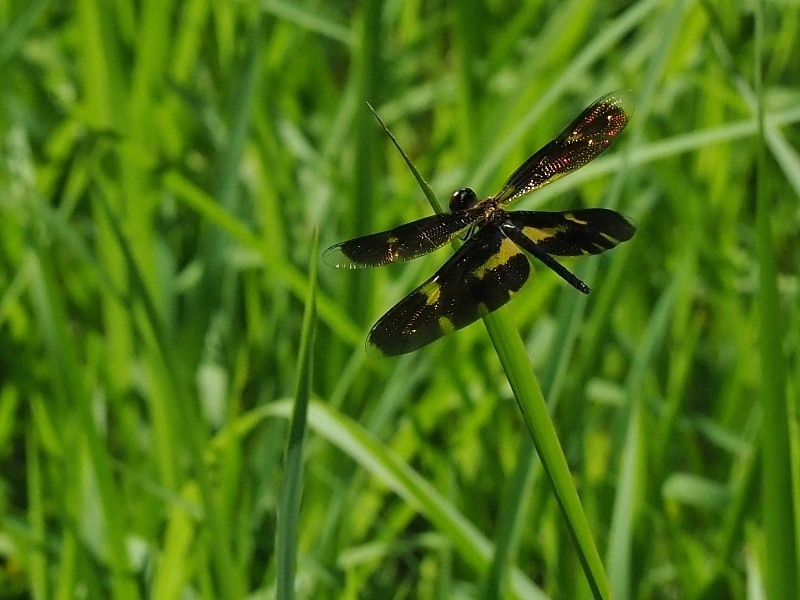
(504, 208, 636, 256)
(367, 225, 531, 356)
(496, 91, 633, 204)
(322, 210, 480, 268)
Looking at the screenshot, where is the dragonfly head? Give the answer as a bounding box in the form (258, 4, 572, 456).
(449, 188, 478, 211)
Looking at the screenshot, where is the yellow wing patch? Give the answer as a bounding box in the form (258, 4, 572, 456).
(420, 280, 442, 305)
(521, 225, 565, 243)
(563, 213, 588, 225)
(438, 317, 456, 334)
(474, 237, 522, 280)
(599, 232, 619, 244)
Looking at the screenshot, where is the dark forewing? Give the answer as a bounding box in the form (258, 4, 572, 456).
(367, 226, 530, 356)
(505, 208, 636, 256)
(496, 91, 633, 204)
(323, 210, 480, 268)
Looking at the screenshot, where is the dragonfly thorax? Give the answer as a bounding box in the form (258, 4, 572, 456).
(449, 188, 478, 211)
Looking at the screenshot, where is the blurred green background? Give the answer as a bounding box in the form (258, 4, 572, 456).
(1, 0, 799, 598)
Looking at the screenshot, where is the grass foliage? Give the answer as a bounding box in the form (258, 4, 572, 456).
(1, 0, 799, 598)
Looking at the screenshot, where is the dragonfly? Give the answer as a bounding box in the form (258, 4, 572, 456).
(324, 91, 636, 356)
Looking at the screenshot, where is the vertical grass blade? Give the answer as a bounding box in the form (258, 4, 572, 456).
(753, 3, 798, 598)
(480, 435, 535, 600)
(482, 268, 598, 599)
(366, 104, 443, 214)
(349, 0, 382, 314)
(607, 275, 678, 598)
(276, 230, 318, 599)
(201, 19, 265, 309)
(484, 311, 611, 600)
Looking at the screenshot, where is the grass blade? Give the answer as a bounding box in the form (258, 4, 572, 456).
(753, 3, 798, 598)
(276, 230, 318, 599)
(366, 103, 443, 214)
(484, 311, 611, 600)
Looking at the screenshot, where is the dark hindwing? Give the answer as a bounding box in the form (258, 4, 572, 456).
(505, 208, 636, 256)
(367, 226, 530, 356)
(496, 91, 633, 204)
(323, 210, 480, 268)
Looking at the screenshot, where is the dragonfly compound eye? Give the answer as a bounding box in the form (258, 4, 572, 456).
(449, 188, 478, 211)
